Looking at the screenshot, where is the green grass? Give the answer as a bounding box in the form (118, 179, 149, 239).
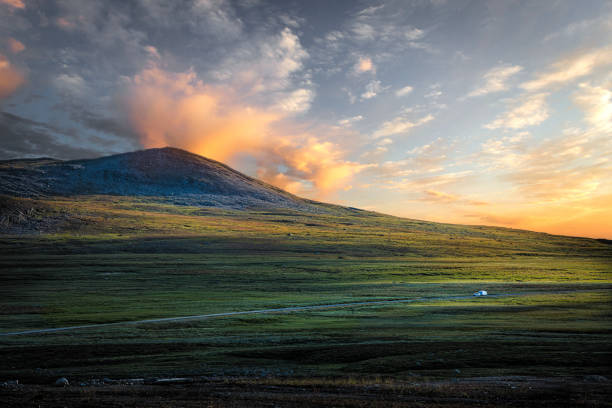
(0, 195, 611, 382)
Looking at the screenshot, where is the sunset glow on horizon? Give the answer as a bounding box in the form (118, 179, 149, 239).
(1, 0, 611, 238)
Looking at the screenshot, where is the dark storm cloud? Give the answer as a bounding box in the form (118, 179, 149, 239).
(0, 112, 108, 159)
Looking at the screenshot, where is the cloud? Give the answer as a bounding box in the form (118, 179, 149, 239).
(274, 88, 315, 114)
(520, 47, 612, 92)
(360, 137, 396, 160)
(55, 17, 75, 30)
(421, 190, 487, 206)
(0, 53, 25, 100)
(407, 41, 436, 53)
(348, 4, 433, 53)
(504, 161, 608, 202)
(53, 73, 89, 97)
(395, 85, 413, 97)
(122, 64, 368, 196)
(424, 84, 442, 99)
(122, 65, 277, 162)
(478, 81, 612, 203)
(369, 137, 453, 182)
(405, 27, 425, 41)
(138, 0, 242, 39)
(213, 27, 309, 96)
(466, 64, 522, 97)
(484, 93, 549, 130)
(463, 212, 527, 227)
(0, 0, 24, 9)
(256, 137, 374, 195)
(51, 0, 152, 72)
(0, 112, 108, 160)
(324, 30, 344, 44)
(384, 170, 473, 191)
(143, 45, 161, 60)
(277, 13, 302, 29)
(201, 26, 315, 119)
(351, 22, 375, 41)
(354, 56, 375, 74)
(191, 0, 243, 38)
(479, 132, 528, 169)
(350, 6, 381, 40)
(573, 81, 612, 130)
(338, 115, 363, 127)
(6, 37, 25, 53)
(373, 113, 434, 138)
(543, 15, 612, 43)
(361, 80, 385, 100)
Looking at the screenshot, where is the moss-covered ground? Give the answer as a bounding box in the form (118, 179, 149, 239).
(1, 195, 610, 385)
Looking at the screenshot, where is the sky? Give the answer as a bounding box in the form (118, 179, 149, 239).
(1, 0, 611, 238)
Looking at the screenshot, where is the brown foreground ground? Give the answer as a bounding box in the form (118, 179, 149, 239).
(1, 376, 611, 408)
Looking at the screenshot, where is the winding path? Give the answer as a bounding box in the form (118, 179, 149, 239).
(0, 290, 590, 337)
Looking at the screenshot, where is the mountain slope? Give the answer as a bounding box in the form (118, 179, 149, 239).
(0, 147, 320, 211)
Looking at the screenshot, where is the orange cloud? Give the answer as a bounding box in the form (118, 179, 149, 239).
(355, 56, 374, 73)
(257, 137, 372, 195)
(0, 0, 24, 9)
(123, 65, 368, 197)
(421, 190, 487, 206)
(7, 38, 25, 53)
(55, 17, 77, 30)
(124, 66, 278, 162)
(0, 53, 25, 100)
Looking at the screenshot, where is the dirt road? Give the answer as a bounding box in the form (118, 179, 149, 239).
(0, 290, 590, 337)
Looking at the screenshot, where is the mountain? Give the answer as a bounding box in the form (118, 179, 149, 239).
(0, 147, 321, 211)
(0, 147, 610, 269)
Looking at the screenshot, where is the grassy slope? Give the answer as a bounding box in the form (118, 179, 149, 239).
(0, 195, 611, 382)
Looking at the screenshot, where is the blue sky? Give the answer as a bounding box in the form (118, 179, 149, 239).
(1, 0, 611, 237)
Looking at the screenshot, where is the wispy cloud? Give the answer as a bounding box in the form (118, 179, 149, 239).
(373, 113, 434, 138)
(424, 83, 442, 99)
(384, 170, 473, 191)
(466, 64, 522, 98)
(274, 88, 315, 114)
(348, 3, 434, 53)
(395, 85, 413, 97)
(405, 27, 425, 41)
(484, 93, 549, 130)
(543, 14, 612, 43)
(338, 115, 363, 127)
(520, 47, 612, 92)
(368, 137, 450, 179)
(420, 189, 487, 206)
(479, 78, 612, 203)
(361, 80, 386, 100)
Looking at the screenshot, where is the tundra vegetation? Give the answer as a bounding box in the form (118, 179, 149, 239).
(0, 150, 610, 406)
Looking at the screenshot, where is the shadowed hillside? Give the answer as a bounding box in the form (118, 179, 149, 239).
(0, 147, 321, 211)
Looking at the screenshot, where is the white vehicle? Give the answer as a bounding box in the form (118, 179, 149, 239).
(473, 290, 488, 296)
